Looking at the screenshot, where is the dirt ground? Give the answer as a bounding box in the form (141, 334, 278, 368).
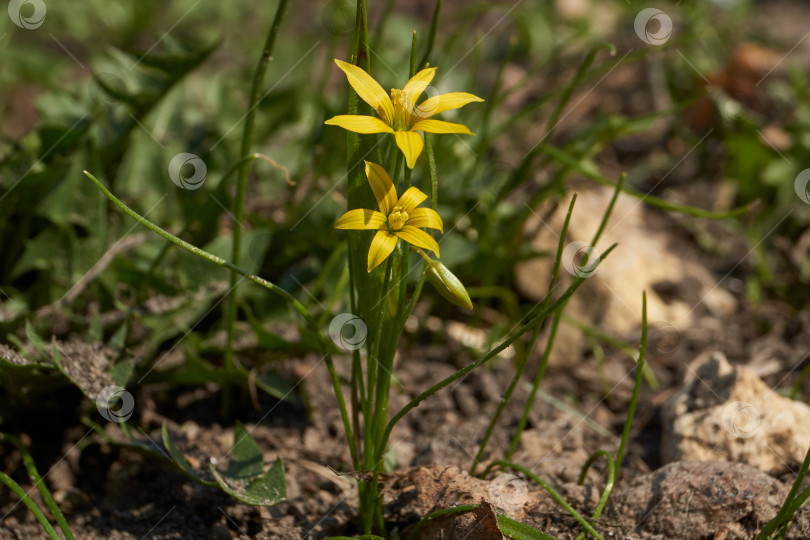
(2, 263, 810, 539)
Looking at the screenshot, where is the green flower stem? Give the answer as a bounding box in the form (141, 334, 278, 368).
(418, 0, 442, 69)
(358, 254, 394, 536)
(399, 132, 439, 327)
(225, 0, 290, 371)
(372, 271, 403, 456)
(484, 460, 603, 540)
(409, 31, 418, 78)
(0, 434, 74, 540)
(377, 243, 617, 463)
(425, 133, 438, 210)
(0, 471, 60, 540)
(367, 255, 394, 455)
(83, 171, 357, 467)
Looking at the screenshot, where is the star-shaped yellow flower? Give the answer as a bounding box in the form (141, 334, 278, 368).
(336, 161, 443, 272)
(325, 59, 484, 169)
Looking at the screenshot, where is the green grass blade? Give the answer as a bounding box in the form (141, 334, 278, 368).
(0, 434, 74, 540)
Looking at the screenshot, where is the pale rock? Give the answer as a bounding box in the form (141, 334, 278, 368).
(661, 351, 810, 474)
(515, 187, 737, 364)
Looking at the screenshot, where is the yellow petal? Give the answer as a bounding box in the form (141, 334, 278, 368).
(411, 119, 473, 135)
(394, 130, 424, 169)
(394, 225, 440, 257)
(397, 186, 428, 213)
(401, 67, 437, 112)
(335, 209, 387, 230)
(364, 161, 397, 214)
(368, 230, 398, 272)
(406, 207, 443, 232)
(335, 59, 395, 125)
(415, 92, 484, 118)
(325, 115, 394, 134)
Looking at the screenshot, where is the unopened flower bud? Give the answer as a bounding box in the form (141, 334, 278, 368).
(426, 260, 473, 310)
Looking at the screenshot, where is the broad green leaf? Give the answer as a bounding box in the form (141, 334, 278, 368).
(226, 422, 263, 479)
(209, 456, 286, 506)
(208, 423, 286, 505)
(161, 422, 216, 486)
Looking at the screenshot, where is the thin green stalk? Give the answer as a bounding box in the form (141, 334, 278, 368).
(400, 133, 438, 326)
(370, 0, 395, 51)
(425, 133, 438, 210)
(84, 170, 357, 467)
(572, 292, 648, 540)
(462, 33, 517, 196)
(137, 153, 283, 302)
(406, 504, 478, 540)
(789, 361, 810, 400)
(505, 42, 616, 196)
(561, 315, 635, 357)
(590, 173, 624, 248)
(615, 292, 647, 470)
(368, 256, 394, 449)
(349, 233, 364, 472)
(359, 254, 393, 536)
(0, 471, 60, 540)
(379, 244, 617, 457)
(757, 445, 810, 539)
(470, 325, 541, 475)
(483, 460, 603, 540)
(226, 0, 290, 371)
(576, 450, 616, 529)
(507, 308, 563, 459)
(506, 193, 578, 458)
(409, 31, 418, 78)
(544, 145, 754, 219)
(0, 434, 73, 540)
(418, 0, 442, 69)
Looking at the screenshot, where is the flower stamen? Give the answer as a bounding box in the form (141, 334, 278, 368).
(388, 207, 408, 231)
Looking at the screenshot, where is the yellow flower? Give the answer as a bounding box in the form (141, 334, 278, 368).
(336, 161, 443, 272)
(325, 59, 484, 169)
